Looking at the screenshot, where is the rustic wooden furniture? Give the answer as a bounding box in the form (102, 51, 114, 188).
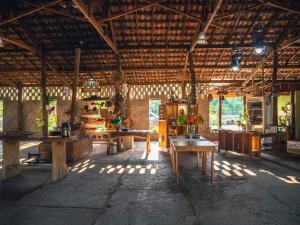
(109, 130, 151, 158)
(262, 132, 288, 152)
(38, 137, 93, 163)
(159, 102, 198, 148)
(0, 135, 78, 182)
(170, 136, 216, 185)
(218, 130, 262, 156)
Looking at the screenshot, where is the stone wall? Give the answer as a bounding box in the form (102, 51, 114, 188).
(3, 98, 18, 132)
(23, 100, 42, 134)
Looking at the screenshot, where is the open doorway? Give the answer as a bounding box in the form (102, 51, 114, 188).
(149, 99, 161, 132)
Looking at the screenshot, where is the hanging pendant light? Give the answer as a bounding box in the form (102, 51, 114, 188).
(83, 73, 98, 87)
(253, 24, 265, 54)
(231, 48, 242, 72)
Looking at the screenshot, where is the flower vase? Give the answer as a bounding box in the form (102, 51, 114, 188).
(187, 124, 195, 139)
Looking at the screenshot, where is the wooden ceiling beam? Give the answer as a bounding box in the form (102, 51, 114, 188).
(1, 43, 299, 54)
(72, 0, 117, 53)
(100, 2, 158, 23)
(1, 65, 300, 74)
(0, 36, 67, 85)
(143, 0, 222, 29)
(258, 0, 300, 16)
(1, 37, 37, 53)
(214, 3, 265, 21)
(190, 0, 223, 53)
(18, 0, 88, 23)
(0, 0, 63, 26)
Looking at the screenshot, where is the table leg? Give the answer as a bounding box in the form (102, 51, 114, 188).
(202, 151, 207, 174)
(171, 145, 175, 173)
(146, 134, 150, 158)
(2, 140, 20, 180)
(211, 150, 215, 185)
(197, 151, 200, 167)
(175, 151, 179, 184)
(52, 141, 68, 182)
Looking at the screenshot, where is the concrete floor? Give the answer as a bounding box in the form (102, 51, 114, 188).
(0, 142, 299, 225)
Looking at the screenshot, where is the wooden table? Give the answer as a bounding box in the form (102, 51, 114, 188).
(109, 130, 151, 158)
(0, 135, 76, 182)
(170, 136, 216, 185)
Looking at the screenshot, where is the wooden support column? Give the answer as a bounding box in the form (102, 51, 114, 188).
(17, 83, 23, 132)
(52, 140, 68, 182)
(272, 48, 278, 126)
(243, 95, 247, 116)
(182, 82, 186, 99)
(218, 95, 222, 129)
(291, 90, 295, 140)
(41, 49, 48, 136)
(188, 52, 196, 104)
(70, 48, 81, 125)
(2, 140, 20, 180)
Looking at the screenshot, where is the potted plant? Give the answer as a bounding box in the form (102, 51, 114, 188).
(236, 112, 248, 130)
(177, 109, 187, 125)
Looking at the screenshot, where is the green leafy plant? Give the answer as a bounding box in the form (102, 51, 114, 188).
(151, 127, 157, 134)
(35, 118, 44, 131)
(110, 118, 121, 126)
(236, 112, 249, 130)
(198, 115, 204, 126)
(177, 114, 187, 125)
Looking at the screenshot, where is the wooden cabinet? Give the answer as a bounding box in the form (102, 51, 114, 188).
(158, 102, 198, 148)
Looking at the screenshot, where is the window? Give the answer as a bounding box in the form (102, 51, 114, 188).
(149, 99, 161, 131)
(222, 97, 243, 130)
(209, 97, 219, 129)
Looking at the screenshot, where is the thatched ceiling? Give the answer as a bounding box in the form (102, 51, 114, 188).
(0, 0, 299, 88)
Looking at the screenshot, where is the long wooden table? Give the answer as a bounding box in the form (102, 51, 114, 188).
(170, 136, 216, 185)
(109, 130, 151, 158)
(0, 135, 76, 182)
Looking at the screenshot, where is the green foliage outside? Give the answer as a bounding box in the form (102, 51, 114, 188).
(209, 98, 219, 129)
(149, 99, 160, 130)
(48, 99, 57, 132)
(209, 97, 243, 130)
(149, 99, 160, 115)
(0, 100, 3, 117)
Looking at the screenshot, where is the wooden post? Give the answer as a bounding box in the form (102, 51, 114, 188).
(272, 47, 278, 126)
(218, 95, 222, 129)
(291, 90, 295, 139)
(17, 83, 23, 132)
(182, 82, 186, 99)
(243, 95, 247, 116)
(41, 48, 48, 136)
(2, 140, 20, 180)
(188, 52, 196, 104)
(52, 140, 68, 182)
(70, 48, 81, 125)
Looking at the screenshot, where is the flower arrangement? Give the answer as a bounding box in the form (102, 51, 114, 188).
(187, 114, 197, 125)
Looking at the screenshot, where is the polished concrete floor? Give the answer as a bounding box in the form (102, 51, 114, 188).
(0, 142, 299, 225)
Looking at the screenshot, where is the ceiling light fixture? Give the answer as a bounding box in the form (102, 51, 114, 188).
(83, 73, 98, 87)
(197, 32, 207, 45)
(231, 48, 242, 72)
(253, 24, 265, 54)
